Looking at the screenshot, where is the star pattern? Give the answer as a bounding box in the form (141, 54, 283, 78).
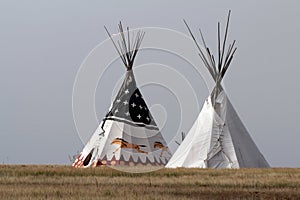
(105, 72, 155, 126)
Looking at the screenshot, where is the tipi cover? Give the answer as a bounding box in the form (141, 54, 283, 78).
(73, 23, 171, 168)
(166, 11, 269, 168)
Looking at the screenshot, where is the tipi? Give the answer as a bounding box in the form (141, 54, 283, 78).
(73, 23, 171, 168)
(166, 11, 269, 168)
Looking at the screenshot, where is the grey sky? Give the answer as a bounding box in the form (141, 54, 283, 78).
(0, 0, 299, 167)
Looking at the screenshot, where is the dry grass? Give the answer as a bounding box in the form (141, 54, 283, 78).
(0, 165, 299, 199)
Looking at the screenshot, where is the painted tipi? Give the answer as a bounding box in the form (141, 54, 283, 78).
(73, 23, 171, 168)
(166, 11, 269, 168)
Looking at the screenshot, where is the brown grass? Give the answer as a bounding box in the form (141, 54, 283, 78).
(0, 165, 299, 199)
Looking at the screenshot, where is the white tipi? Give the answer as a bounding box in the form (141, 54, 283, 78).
(166, 11, 269, 168)
(73, 23, 171, 168)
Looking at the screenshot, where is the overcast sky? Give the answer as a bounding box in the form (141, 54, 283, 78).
(0, 0, 299, 167)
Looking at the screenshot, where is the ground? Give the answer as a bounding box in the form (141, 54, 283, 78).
(0, 165, 299, 199)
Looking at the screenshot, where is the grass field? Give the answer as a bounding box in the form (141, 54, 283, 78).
(0, 165, 299, 199)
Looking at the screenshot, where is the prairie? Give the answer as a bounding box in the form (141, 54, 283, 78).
(0, 165, 299, 199)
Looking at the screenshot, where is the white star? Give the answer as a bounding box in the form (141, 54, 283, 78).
(125, 89, 129, 94)
(125, 111, 130, 116)
(139, 105, 143, 109)
(146, 117, 150, 121)
(144, 107, 147, 110)
(137, 114, 141, 119)
(116, 99, 121, 103)
(123, 100, 128, 105)
(135, 93, 139, 97)
(131, 102, 136, 107)
(114, 109, 119, 113)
